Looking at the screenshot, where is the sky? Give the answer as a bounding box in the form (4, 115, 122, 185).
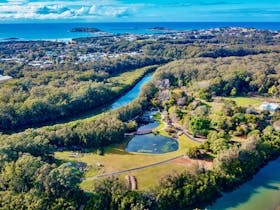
(0, 0, 279, 22)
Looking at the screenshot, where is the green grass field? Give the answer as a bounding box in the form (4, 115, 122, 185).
(55, 132, 201, 191)
(224, 97, 263, 107)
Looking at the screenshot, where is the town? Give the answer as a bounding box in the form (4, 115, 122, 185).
(1, 27, 280, 70)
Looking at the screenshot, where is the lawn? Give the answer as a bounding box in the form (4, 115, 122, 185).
(80, 163, 187, 192)
(153, 113, 166, 132)
(55, 132, 201, 191)
(221, 97, 263, 107)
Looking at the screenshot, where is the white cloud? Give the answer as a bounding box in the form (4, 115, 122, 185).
(0, 0, 142, 20)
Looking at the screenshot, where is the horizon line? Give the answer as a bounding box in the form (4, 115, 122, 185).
(1, 21, 280, 24)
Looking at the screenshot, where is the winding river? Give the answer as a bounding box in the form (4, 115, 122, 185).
(209, 157, 280, 210)
(13, 73, 153, 133)
(70, 73, 153, 121)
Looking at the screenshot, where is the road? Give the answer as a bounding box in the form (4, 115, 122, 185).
(84, 155, 184, 181)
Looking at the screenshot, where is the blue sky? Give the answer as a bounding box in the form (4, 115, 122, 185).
(0, 0, 279, 22)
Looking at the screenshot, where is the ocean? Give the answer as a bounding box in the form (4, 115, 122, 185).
(0, 22, 279, 41)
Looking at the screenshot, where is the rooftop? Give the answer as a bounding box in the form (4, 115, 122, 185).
(0, 75, 12, 82)
(259, 102, 280, 112)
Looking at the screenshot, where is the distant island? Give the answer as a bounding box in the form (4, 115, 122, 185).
(148, 27, 172, 31)
(3, 38, 19, 40)
(70, 27, 101, 33)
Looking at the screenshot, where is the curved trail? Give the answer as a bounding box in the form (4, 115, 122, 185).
(84, 155, 184, 180)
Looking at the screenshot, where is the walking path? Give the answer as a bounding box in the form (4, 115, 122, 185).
(84, 155, 184, 181)
(171, 122, 206, 143)
(183, 130, 205, 143)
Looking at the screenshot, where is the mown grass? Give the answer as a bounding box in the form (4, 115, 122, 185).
(153, 113, 165, 132)
(219, 96, 263, 107)
(118, 163, 186, 191)
(55, 131, 201, 191)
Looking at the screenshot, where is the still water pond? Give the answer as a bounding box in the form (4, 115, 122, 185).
(126, 133, 178, 154)
(209, 157, 280, 210)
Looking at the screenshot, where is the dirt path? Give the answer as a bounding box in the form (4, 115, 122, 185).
(84, 155, 184, 181)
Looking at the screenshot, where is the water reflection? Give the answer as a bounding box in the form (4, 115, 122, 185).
(126, 133, 178, 154)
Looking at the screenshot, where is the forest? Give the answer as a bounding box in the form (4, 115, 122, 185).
(0, 28, 280, 209)
(0, 58, 160, 132)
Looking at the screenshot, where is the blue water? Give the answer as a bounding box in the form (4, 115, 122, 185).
(137, 122, 159, 131)
(126, 133, 178, 154)
(110, 74, 152, 110)
(0, 22, 279, 41)
(209, 157, 280, 210)
(63, 73, 153, 123)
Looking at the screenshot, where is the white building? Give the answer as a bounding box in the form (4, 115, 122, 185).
(0, 75, 12, 82)
(259, 102, 280, 112)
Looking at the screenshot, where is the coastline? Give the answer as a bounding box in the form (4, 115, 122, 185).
(0, 22, 279, 41)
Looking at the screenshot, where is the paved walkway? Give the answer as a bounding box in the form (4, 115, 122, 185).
(183, 130, 205, 143)
(84, 155, 184, 181)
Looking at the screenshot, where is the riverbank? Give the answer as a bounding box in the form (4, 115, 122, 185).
(209, 156, 280, 210)
(6, 65, 158, 134)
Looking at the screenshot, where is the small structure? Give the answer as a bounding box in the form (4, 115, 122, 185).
(124, 132, 135, 137)
(259, 102, 280, 112)
(125, 175, 138, 190)
(66, 162, 72, 167)
(69, 153, 79, 158)
(96, 162, 103, 167)
(0, 75, 12, 82)
(136, 129, 153, 135)
(139, 111, 155, 123)
(75, 162, 87, 172)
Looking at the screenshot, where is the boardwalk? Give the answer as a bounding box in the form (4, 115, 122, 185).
(136, 129, 153, 135)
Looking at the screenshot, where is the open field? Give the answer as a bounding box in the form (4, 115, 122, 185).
(55, 133, 202, 191)
(223, 97, 263, 107)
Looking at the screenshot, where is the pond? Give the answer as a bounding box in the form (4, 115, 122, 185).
(137, 122, 159, 130)
(125, 133, 178, 154)
(209, 157, 280, 210)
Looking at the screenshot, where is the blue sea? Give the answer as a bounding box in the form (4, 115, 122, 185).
(0, 22, 279, 41)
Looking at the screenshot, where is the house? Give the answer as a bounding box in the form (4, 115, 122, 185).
(259, 102, 280, 112)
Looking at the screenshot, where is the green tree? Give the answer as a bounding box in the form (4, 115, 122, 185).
(210, 138, 229, 154)
(186, 147, 201, 158)
(1, 154, 43, 193)
(189, 117, 211, 137)
(230, 87, 237, 96)
(268, 85, 277, 96)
